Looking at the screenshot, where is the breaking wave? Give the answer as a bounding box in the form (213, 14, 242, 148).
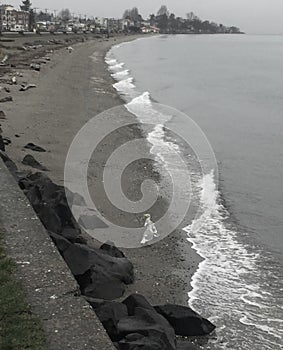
(105, 43, 283, 350)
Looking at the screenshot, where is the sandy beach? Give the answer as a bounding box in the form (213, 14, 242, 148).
(0, 33, 201, 306)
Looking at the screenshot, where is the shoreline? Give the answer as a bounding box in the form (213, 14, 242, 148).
(0, 33, 201, 306)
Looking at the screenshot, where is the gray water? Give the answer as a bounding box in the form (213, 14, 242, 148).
(107, 35, 283, 349)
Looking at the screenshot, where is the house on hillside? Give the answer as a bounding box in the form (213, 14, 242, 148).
(141, 25, 160, 33)
(0, 4, 29, 31)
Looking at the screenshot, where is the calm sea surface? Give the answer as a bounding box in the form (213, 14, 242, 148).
(107, 35, 283, 349)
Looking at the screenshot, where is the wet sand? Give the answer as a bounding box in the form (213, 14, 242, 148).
(0, 34, 201, 306)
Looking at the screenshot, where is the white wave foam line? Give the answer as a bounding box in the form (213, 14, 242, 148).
(184, 171, 283, 349)
(108, 62, 125, 72)
(126, 92, 187, 180)
(105, 58, 117, 65)
(111, 69, 130, 81)
(113, 78, 135, 95)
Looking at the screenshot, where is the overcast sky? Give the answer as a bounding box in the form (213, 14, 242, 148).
(7, 0, 283, 34)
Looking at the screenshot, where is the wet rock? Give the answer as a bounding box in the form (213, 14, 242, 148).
(38, 205, 63, 234)
(119, 294, 176, 350)
(117, 307, 176, 350)
(154, 304, 216, 336)
(18, 172, 135, 302)
(60, 227, 86, 244)
(94, 301, 128, 341)
(22, 154, 48, 171)
(24, 142, 46, 152)
(49, 232, 72, 253)
(118, 333, 172, 350)
(62, 243, 134, 300)
(100, 241, 125, 258)
(123, 294, 154, 316)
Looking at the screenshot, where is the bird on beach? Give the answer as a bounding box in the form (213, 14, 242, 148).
(141, 214, 160, 245)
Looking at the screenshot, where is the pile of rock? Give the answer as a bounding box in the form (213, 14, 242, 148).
(89, 294, 215, 350)
(0, 154, 216, 349)
(18, 172, 134, 300)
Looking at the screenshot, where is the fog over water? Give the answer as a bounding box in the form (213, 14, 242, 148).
(7, 0, 283, 34)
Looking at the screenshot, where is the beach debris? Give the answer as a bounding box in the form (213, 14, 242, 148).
(1, 55, 9, 65)
(0, 111, 6, 119)
(154, 304, 216, 336)
(11, 76, 17, 84)
(15, 134, 20, 138)
(20, 84, 36, 92)
(0, 135, 5, 151)
(30, 63, 41, 71)
(67, 46, 74, 53)
(3, 137, 11, 146)
(141, 214, 159, 245)
(24, 143, 46, 153)
(0, 96, 13, 103)
(22, 154, 48, 171)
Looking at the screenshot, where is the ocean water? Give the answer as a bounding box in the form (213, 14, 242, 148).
(105, 35, 283, 349)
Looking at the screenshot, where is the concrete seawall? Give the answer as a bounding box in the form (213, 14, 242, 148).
(0, 158, 115, 350)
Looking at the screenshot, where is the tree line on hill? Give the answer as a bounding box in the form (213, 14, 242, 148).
(123, 5, 242, 34)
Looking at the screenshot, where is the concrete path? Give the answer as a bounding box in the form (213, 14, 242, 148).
(0, 158, 115, 350)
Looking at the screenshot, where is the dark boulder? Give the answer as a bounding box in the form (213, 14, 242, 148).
(24, 142, 46, 152)
(20, 173, 76, 231)
(62, 243, 134, 300)
(120, 295, 176, 350)
(117, 307, 176, 350)
(49, 232, 72, 253)
(22, 154, 48, 171)
(94, 301, 128, 341)
(85, 296, 107, 309)
(18, 172, 135, 301)
(123, 294, 154, 316)
(118, 333, 171, 350)
(154, 304, 216, 336)
(60, 227, 86, 244)
(38, 205, 63, 234)
(100, 241, 125, 258)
